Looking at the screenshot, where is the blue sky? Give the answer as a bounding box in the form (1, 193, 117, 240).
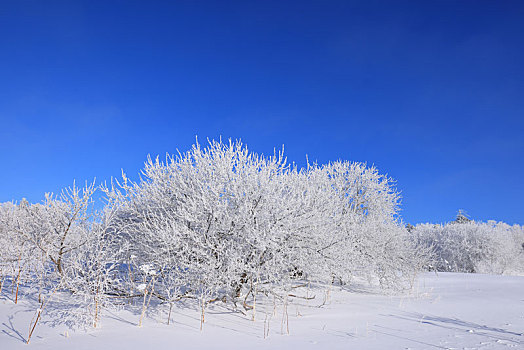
(1, 1, 523, 225)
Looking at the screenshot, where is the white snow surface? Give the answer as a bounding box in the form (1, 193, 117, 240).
(1, 272, 523, 349)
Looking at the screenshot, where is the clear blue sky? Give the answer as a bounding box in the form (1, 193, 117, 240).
(1, 1, 523, 225)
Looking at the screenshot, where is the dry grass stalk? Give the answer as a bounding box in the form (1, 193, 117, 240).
(14, 249, 23, 304)
(27, 285, 59, 344)
(281, 295, 289, 335)
(167, 302, 173, 325)
(138, 277, 155, 327)
(200, 297, 205, 331)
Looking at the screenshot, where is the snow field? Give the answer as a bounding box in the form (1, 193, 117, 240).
(1, 273, 523, 350)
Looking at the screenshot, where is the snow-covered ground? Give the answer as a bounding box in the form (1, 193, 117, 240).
(1, 272, 523, 349)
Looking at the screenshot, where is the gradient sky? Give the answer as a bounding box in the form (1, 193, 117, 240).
(1, 1, 523, 225)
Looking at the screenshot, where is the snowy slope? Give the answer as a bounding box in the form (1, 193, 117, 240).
(1, 273, 523, 349)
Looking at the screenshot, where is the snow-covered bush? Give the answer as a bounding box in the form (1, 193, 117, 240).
(411, 219, 524, 274)
(0, 183, 114, 331)
(0, 202, 24, 296)
(104, 138, 423, 305)
(0, 199, 52, 303)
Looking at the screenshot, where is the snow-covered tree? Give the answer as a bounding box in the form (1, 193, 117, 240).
(411, 216, 524, 274)
(104, 138, 423, 305)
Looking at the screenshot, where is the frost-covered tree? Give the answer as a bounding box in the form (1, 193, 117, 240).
(104, 138, 423, 306)
(454, 210, 471, 224)
(410, 216, 524, 274)
(13, 182, 96, 279)
(0, 199, 50, 303)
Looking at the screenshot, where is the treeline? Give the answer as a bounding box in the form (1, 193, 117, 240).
(0, 139, 425, 337)
(0, 139, 522, 340)
(409, 213, 524, 275)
